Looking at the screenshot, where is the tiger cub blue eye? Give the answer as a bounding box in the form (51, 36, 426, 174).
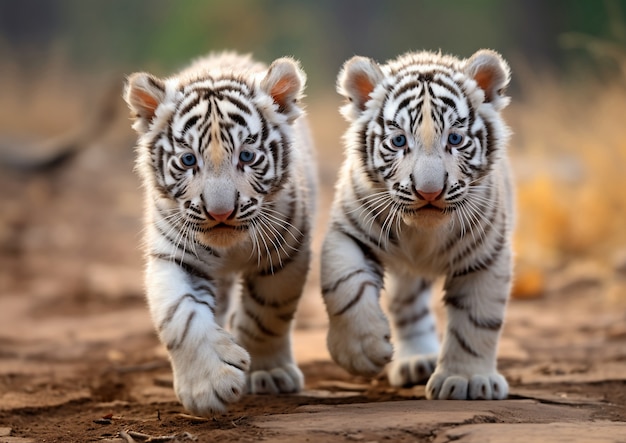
(239, 150, 255, 164)
(391, 134, 407, 148)
(181, 153, 197, 167)
(448, 133, 463, 146)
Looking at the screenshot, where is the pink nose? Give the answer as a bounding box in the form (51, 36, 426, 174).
(416, 189, 443, 202)
(208, 209, 233, 222)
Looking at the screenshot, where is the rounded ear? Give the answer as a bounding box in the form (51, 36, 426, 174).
(124, 72, 166, 134)
(260, 57, 306, 121)
(464, 50, 511, 110)
(337, 56, 384, 114)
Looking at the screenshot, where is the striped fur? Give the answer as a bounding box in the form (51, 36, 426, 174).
(321, 50, 513, 400)
(125, 53, 316, 415)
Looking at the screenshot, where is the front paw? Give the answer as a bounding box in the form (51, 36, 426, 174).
(327, 317, 393, 377)
(248, 363, 304, 394)
(172, 331, 251, 415)
(426, 369, 508, 400)
(387, 354, 437, 387)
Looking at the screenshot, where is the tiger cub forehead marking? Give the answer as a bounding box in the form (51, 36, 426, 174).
(208, 100, 225, 165)
(417, 84, 437, 150)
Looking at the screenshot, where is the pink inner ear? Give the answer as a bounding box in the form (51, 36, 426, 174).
(134, 89, 159, 120)
(474, 68, 496, 102)
(270, 76, 296, 110)
(353, 73, 375, 107)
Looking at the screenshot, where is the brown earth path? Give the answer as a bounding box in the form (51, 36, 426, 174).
(1, 105, 626, 442)
(1, 274, 626, 442)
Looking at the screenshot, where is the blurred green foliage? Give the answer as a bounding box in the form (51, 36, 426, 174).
(0, 0, 624, 91)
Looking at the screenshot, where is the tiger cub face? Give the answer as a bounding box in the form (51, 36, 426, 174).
(338, 50, 510, 228)
(125, 56, 306, 249)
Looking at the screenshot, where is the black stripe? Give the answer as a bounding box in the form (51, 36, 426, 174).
(443, 292, 467, 310)
(226, 112, 246, 128)
(198, 118, 211, 152)
(396, 96, 413, 112)
(179, 260, 213, 282)
(227, 95, 253, 114)
(277, 312, 295, 322)
(172, 185, 187, 199)
(221, 358, 247, 372)
(432, 76, 464, 101)
(182, 115, 200, 134)
(278, 135, 292, 192)
(450, 203, 499, 266)
(394, 307, 430, 329)
(167, 311, 196, 351)
(444, 294, 503, 330)
(341, 205, 386, 252)
(335, 225, 383, 277)
(147, 75, 165, 93)
(438, 95, 457, 110)
(452, 233, 505, 278)
(192, 283, 215, 294)
(237, 324, 265, 343)
(484, 118, 497, 171)
(450, 328, 481, 358)
(333, 281, 377, 316)
(391, 79, 423, 100)
(150, 253, 213, 282)
(213, 81, 251, 97)
(159, 292, 215, 332)
(469, 315, 503, 330)
(246, 280, 301, 308)
(178, 93, 202, 117)
(389, 280, 430, 311)
(359, 127, 380, 185)
(244, 308, 279, 337)
(321, 269, 367, 295)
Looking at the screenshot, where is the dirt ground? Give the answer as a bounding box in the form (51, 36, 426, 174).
(1, 98, 626, 442)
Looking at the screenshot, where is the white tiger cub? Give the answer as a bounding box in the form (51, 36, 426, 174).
(321, 49, 513, 400)
(124, 53, 316, 415)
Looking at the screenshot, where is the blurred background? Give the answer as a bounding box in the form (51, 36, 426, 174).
(1, 0, 626, 316)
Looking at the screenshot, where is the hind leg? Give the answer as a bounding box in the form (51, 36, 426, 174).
(386, 273, 439, 387)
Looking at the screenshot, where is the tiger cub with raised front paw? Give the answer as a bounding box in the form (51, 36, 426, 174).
(124, 53, 316, 415)
(321, 49, 514, 400)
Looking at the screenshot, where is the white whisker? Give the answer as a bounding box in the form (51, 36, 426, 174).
(252, 217, 275, 274)
(248, 219, 263, 268)
(256, 215, 288, 269)
(261, 210, 302, 245)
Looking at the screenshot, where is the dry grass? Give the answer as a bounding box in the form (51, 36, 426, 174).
(510, 73, 626, 273)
